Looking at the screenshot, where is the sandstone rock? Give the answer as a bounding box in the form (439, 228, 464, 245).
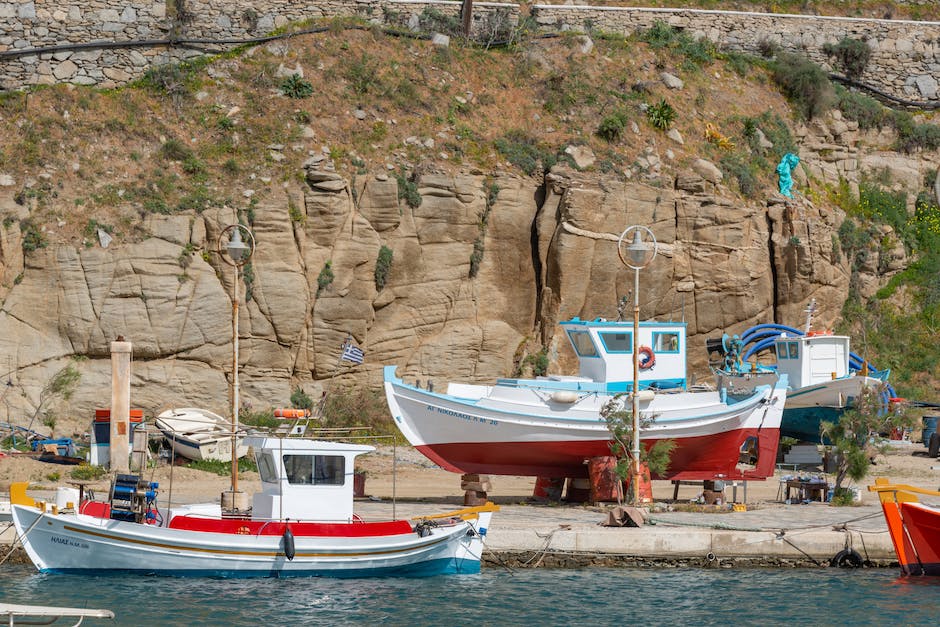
(660, 72, 684, 89)
(565, 145, 596, 169)
(691, 159, 723, 184)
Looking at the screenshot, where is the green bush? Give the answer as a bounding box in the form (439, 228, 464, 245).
(317, 261, 334, 296)
(394, 170, 421, 208)
(20, 219, 46, 252)
(891, 111, 940, 153)
(823, 37, 871, 80)
(494, 131, 558, 176)
(771, 52, 834, 119)
(597, 111, 629, 143)
(637, 21, 715, 70)
(187, 457, 258, 476)
(280, 73, 314, 99)
(322, 387, 397, 438)
(646, 98, 676, 131)
(719, 153, 760, 198)
(70, 464, 107, 481)
(239, 406, 278, 430)
(290, 387, 315, 411)
(374, 245, 393, 290)
(160, 138, 193, 162)
(835, 85, 885, 130)
(469, 237, 484, 278)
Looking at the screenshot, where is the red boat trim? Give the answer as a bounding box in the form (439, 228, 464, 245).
(168, 516, 413, 537)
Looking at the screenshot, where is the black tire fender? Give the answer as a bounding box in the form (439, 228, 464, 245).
(830, 548, 863, 568)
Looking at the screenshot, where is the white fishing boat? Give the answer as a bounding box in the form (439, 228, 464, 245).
(384, 317, 788, 481)
(711, 302, 891, 443)
(10, 436, 497, 577)
(155, 407, 249, 462)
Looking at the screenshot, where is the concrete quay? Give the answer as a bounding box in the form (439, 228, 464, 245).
(0, 499, 897, 569)
(358, 499, 897, 568)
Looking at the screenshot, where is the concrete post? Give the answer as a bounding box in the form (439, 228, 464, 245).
(109, 340, 132, 473)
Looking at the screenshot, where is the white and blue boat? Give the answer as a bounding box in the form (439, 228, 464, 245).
(10, 437, 497, 577)
(712, 303, 891, 443)
(385, 317, 788, 482)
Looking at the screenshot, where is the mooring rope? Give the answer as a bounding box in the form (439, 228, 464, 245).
(0, 514, 42, 567)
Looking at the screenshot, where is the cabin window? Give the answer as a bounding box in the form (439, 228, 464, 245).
(776, 341, 799, 360)
(256, 452, 278, 483)
(653, 332, 680, 353)
(568, 330, 599, 357)
(283, 454, 345, 485)
(599, 332, 632, 353)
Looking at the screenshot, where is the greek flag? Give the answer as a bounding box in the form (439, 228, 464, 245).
(341, 338, 364, 364)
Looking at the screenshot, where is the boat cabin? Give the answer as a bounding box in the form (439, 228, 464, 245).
(554, 318, 687, 392)
(248, 437, 372, 523)
(773, 333, 850, 390)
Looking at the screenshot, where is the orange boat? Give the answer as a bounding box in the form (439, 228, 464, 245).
(870, 478, 940, 575)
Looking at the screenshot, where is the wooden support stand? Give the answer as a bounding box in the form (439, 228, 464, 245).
(461, 473, 491, 506)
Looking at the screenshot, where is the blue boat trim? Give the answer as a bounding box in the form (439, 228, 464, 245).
(39, 557, 481, 578)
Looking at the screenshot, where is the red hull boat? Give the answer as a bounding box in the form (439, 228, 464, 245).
(870, 478, 940, 576)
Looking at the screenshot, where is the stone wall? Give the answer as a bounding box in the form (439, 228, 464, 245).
(530, 6, 940, 103)
(1, 1, 938, 99)
(0, 0, 520, 88)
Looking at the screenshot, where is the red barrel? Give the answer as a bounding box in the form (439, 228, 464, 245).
(624, 463, 653, 504)
(588, 456, 621, 503)
(532, 476, 565, 501)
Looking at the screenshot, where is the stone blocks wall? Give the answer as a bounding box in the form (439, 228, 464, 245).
(530, 6, 940, 103)
(0, 0, 520, 89)
(0, 1, 938, 103)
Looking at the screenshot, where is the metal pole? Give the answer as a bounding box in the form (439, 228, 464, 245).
(632, 267, 641, 505)
(231, 263, 239, 496)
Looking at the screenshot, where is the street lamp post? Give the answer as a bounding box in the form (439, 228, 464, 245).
(617, 225, 658, 504)
(218, 223, 255, 513)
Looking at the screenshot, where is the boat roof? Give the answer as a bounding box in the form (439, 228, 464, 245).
(244, 436, 375, 454)
(561, 317, 687, 329)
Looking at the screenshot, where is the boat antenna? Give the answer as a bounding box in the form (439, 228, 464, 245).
(616, 295, 628, 322)
(803, 298, 817, 334)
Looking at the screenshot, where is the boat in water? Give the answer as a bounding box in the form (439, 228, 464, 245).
(710, 302, 891, 443)
(384, 317, 788, 481)
(10, 436, 497, 577)
(870, 478, 940, 576)
(155, 407, 249, 462)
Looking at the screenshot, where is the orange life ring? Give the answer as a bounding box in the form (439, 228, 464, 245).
(806, 330, 832, 337)
(638, 346, 656, 370)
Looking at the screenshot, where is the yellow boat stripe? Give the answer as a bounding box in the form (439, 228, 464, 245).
(61, 523, 453, 559)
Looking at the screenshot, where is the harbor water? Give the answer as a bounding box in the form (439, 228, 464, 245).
(3, 564, 940, 625)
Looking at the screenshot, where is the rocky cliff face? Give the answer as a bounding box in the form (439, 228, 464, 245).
(0, 127, 911, 435)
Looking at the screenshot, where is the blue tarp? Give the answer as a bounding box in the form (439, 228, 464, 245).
(776, 153, 800, 198)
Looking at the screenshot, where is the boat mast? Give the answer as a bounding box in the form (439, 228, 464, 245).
(803, 298, 817, 334)
(219, 223, 254, 514)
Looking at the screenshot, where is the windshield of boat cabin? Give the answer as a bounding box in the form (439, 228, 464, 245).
(283, 454, 345, 485)
(257, 452, 277, 483)
(568, 330, 599, 357)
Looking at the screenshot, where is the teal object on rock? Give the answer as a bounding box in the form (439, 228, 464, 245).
(776, 153, 800, 198)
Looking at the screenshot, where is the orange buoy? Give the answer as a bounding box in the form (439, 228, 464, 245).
(273, 408, 310, 419)
(638, 346, 656, 370)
